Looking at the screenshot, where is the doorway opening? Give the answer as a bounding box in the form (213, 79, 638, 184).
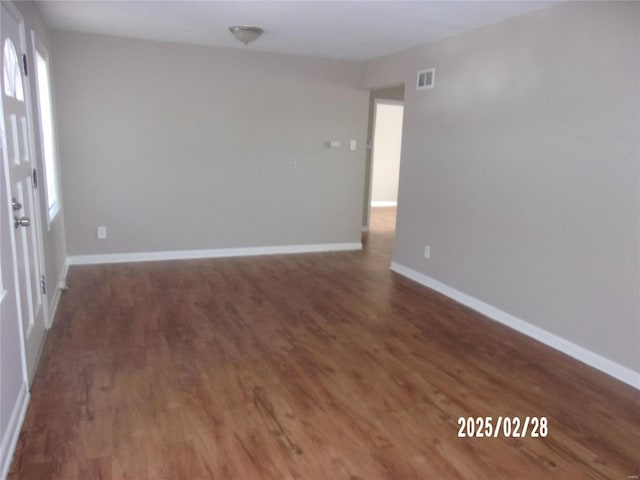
(362, 85, 405, 259)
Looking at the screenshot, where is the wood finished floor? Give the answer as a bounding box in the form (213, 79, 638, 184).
(9, 207, 640, 479)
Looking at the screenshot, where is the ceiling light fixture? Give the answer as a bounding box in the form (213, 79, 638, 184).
(229, 25, 264, 46)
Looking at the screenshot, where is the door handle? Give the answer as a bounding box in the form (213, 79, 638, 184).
(12, 197, 22, 211)
(14, 216, 30, 228)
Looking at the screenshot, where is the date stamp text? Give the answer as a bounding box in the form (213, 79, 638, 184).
(457, 416, 548, 438)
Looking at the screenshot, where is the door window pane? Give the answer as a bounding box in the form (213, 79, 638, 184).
(34, 42, 60, 223)
(3, 38, 24, 101)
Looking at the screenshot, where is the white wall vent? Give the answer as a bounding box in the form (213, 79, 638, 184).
(416, 68, 435, 90)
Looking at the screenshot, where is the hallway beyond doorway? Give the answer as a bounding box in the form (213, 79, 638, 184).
(362, 206, 396, 262)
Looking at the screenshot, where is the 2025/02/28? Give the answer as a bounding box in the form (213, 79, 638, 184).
(457, 416, 548, 438)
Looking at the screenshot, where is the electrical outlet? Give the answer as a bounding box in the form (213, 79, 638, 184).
(424, 245, 431, 259)
(97, 226, 107, 239)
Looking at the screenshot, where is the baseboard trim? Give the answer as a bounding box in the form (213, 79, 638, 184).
(371, 201, 397, 207)
(47, 259, 69, 328)
(68, 242, 363, 266)
(0, 382, 29, 480)
(390, 262, 640, 390)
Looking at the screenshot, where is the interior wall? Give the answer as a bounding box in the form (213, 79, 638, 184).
(52, 31, 368, 256)
(362, 85, 404, 227)
(363, 1, 640, 373)
(371, 101, 403, 205)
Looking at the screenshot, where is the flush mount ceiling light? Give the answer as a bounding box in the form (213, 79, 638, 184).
(229, 25, 264, 46)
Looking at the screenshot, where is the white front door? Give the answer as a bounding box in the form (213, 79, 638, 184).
(1, 102, 28, 418)
(1, 1, 47, 381)
(1, 100, 29, 465)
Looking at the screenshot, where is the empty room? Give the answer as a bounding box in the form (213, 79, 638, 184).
(1, 1, 638, 479)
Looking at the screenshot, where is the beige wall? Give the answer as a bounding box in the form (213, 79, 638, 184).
(364, 2, 640, 373)
(52, 32, 368, 255)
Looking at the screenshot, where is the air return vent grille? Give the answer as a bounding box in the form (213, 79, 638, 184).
(417, 68, 435, 90)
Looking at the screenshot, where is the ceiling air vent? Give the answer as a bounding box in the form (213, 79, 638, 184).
(417, 68, 435, 90)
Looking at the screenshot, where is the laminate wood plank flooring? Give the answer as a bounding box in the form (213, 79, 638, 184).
(9, 207, 640, 479)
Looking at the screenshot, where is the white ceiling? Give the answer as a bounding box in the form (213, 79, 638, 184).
(35, 1, 556, 62)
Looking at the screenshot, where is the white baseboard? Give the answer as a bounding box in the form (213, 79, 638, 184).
(68, 242, 363, 266)
(0, 382, 29, 480)
(371, 201, 397, 207)
(47, 259, 69, 328)
(390, 262, 640, 390)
